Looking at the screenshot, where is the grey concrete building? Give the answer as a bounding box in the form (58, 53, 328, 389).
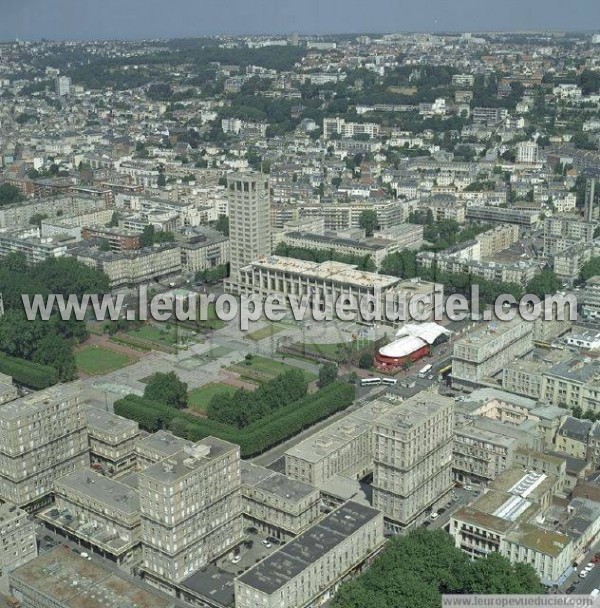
(0, 501, 36, 575)
(9, 546, 176, 608)
(234, 501, 384, 608)
(241, 462, 320, 540)
(138, 437, 243, 586)
(372, 392, 454, 532)
(39, 468, 140, 564)
(452, 318, 533, 390)
(135, 430, 194, 472)
(0, 383, 89, 510)
(85, 405, 139, 477)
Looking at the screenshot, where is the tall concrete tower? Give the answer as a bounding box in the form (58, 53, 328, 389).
(225, 172, 271, 288)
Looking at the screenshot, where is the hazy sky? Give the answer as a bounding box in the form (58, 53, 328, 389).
(1, 0, 599, 41)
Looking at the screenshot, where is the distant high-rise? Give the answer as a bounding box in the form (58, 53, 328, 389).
(516, 141, 538, 164)
(291, 32, 300, 47)
(55, 75, 71, 96)
(226, 172, 271, 288)
(585, 174, 599, 222)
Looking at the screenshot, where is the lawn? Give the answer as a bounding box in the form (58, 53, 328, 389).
(196, 345, 233, 360)
(197, 303, 225, 330)
(188, 383, 237, 412)
(126, 324, 179, 346)
(75, 346, 133, 376)
(229, 355, 317, 383)
(246, 323, 285, 342)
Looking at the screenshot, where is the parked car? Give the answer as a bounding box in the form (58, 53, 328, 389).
(430, 512, 439, 520)
(579, 570, 589, 579)
(231, 555, 241, 564)
(262, 540, 272, 548)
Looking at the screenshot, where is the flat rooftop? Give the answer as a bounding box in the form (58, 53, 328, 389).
(286, 393, 402, 464)
(0, 382, 81, 421)
(236, 501, 381, 596)
(140, 437, 238, 483)
(242, 462, 317, 504)
(136, 430, 194, 461)
(241, 256, 400, 289)
(85, 405, 139, 438)
(56, 468, 139, 514)
(10, 546, 175, 608)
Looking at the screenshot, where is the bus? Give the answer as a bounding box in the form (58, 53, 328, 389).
(381, 378, 398, 386)
(418, 364, 433, 378)
(360, 377, 382, 386)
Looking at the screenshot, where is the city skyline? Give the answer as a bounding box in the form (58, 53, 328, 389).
(1, 0, 599, 42)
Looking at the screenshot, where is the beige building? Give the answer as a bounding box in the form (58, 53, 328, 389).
(372, 392, 454, 531)
(0, 501, 36, 575)
(542, 215, 595, 257)
(138, 437, 243, 586)
(452, 319, 533, 390)
(0, 383, 89, 509)
(85, 406, 139, 477)
(541, 357, 600, 414)
(39, 468, 140, 564)
(476, 224, 520, 258)
(226, 172, 271, 286)
(234, 501, 384, 608)
(450, 467, 600, 585)
(73, 243, 181, 288)
(177, 227, 229, 273)
(241, 462, 320, 540)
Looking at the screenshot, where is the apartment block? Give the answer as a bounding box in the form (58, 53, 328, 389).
(453, 419, 517, 484)
(285, 393, 403, 488)
(466, 205, 539, 228)
(452, 319, 533, 390)
(0, 383, 89, 509)
(81, 225, 141, 251)
(0, 501, 36, 575)
(449, 467, 600, 585)
(323, 117, 380, 139)
(138, 437, 243, 585)
(241, 462, 320, 540)
(542, 215, 595, 257)
(39, 468, 140, 564)
(475, 224, 520, 258)
(541, 357, 600, 414)
(9, 546, 175, 608)
(234, 501, 384, 608)
(176, 226, 229, 273)
(72, 243, 181, 288)
(372, 393, 454, 532)
(85, 406, 139, 477)
(579, 276, 600, 320)
(135, 430, 193, 472)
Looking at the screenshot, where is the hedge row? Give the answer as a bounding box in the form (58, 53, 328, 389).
(0, 353, 58, 389)
(114, 381, 355, 457)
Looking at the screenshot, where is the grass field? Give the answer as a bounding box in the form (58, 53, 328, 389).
(188, 383, 237, 412)
(197, 303, 225, 330)
(126, 324, 179, 346)
(299, 340, 374, 362)
(196, 345, 233, 360)
(246, 323, 285, 342)
(229, 355, 316, 383)
(75, 346, 133, 376)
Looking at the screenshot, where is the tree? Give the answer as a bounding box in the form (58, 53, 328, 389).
(140, 225, 156, 247)
(33, 333, 77, 382)
(29, 213, 48, 228)
(144, 371, 188, 409)
(526, 270, 561, 300)
(0, 184, 25, 207)
(318, 362, 338, 388)
(581, 256, 600, 281)
(358, 352, 374, 369)
(108, 211, 120, 227)
(213, 214, 230, 236)
(157, 173, 167, 187)
(359, 210, 378, 237)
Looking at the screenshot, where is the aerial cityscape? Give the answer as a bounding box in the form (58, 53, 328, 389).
(0, 4, 599, 607)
